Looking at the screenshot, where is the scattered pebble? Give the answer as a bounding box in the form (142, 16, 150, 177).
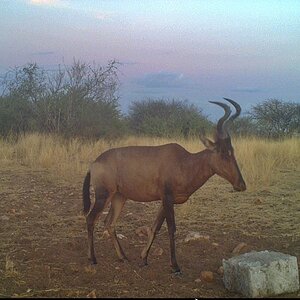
(217, 266, 224, 276)
(254, 198, 263, 205)
(117, 233, 127, 240)
(184, 231, 210, 243)
(152, 247, 164, 256)
(232, 242, 247, 255)
(200, 271, 214, 282)
(135, 226, 151, 237)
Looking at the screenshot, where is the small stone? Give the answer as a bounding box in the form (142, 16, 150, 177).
(217, 266, 224, 276)
(232, 242, 247, 255)
(102, 230, 110, 239)
(212, 242, 219, 247)
(254, 198, 263, 205)
(117, 233, 126, 240)
(200, 271, 214, 282)
(0, 216, 9, 221)
(194, 278, 202, 283)
(184, 231, 210, 243)
(135, 226, 151, 237)
(152, 247, 163, 256)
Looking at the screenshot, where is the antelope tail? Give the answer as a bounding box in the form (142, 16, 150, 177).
(82, 171, 91, 215)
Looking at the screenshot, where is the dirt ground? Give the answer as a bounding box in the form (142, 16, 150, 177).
(0, 162, 299, 298)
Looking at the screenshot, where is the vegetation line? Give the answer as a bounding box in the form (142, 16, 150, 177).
(0, 61, 299, 139)
(0, 134, 299, 191)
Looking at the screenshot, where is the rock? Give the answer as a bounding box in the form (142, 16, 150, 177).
(232, 242, 247, 255)
(200, 271, 214, 282)
(217, 266, 224, 276)
(223, 250, 300, 297)
(135, 226, 151, 237)
(152, 247, 163, 256)
(117, 233, 126, 240)
(102, 230, 110, 239)
(212, 242, 219, 247)
(184, 231, 210, 243)
(254, 198, 263, 205)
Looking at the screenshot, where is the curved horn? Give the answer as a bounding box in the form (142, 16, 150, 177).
(223, 98, 241, 121)
(209, 101, 231, 138)
(223, 98, 241, 134)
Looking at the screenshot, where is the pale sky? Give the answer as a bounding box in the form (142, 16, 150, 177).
(0, 0, 299, 119)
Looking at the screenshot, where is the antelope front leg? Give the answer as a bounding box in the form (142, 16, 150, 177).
(163, 190, 181, 274)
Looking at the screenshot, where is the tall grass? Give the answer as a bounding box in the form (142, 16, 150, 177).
(1, 133, 299, 190)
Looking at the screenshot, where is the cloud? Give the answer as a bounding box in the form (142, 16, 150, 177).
(94, 11, 114, 21)
(28, 0, 68, 7)
(27, 1, 113, 21)
(31, 51, 55, 56)
(231, 87, 264, 93)
(120, 60, 139, 66)
(136, 71, 190, 89)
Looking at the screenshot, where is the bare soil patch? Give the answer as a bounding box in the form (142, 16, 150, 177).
(0, 162, 299, 298)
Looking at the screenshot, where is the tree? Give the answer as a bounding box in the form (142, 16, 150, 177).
(0, 60, 124, 139)
(249, 99, 300, 138)
(227, 116, 258, 137)
(128, 98, 212, 138)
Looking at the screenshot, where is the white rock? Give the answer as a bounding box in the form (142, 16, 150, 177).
(223, 250, 300, 297)
(184, 231, 210, 243)
(117, 233, 127, 240)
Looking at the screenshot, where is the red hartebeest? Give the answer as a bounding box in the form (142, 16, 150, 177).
(82, 98, 246, 274)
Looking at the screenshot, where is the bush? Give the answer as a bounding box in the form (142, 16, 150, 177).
(0, 60, 124, 139)
(249, 99, 300, 138)
(128, 98, 212, 138)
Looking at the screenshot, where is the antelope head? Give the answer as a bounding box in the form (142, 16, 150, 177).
(201, 98, 246, 191)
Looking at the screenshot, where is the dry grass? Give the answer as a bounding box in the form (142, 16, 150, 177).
(0, 133, 299, 190)
(4, 255, 19, 278)
(0, 134, 299, 298)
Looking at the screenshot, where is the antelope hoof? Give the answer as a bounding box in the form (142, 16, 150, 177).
(174, 270, 182, 276)
(139, 259, 148, 268)
(118, 256, 129, 263)
(88, 258, 97, 265)
(171, 266, 182, 276)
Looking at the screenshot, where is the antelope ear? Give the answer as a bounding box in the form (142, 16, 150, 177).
(200, 136, 216, 151)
